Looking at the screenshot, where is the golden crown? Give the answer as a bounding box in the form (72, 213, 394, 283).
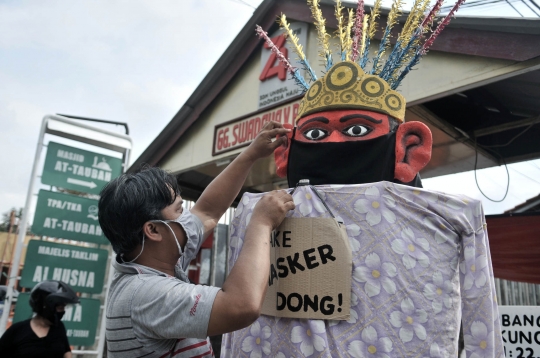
(297, 60, 406, 121)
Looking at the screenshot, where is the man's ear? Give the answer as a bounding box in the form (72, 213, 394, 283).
(142, 221, 163, 243)
(394, 121, 433, 183)
(274, 123, 294, 178)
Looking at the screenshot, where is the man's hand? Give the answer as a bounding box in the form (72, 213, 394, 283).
(250, 190, 295, 230)
(207, 190, 295, 336)
(243, 121, 291, 162)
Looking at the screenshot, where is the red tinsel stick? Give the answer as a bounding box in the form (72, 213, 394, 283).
(420, 0, 444, 29)
(255, 25, 296, 74)
(351, 0, 365, 62)
(421, 0, 466, 54)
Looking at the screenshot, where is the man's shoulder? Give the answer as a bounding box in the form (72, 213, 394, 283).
(109, 271, 191, 308)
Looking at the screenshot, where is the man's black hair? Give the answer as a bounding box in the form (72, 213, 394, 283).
(98, 167, 181, 255)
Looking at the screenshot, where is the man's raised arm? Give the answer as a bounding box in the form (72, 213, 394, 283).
(191, 121, 290, 236)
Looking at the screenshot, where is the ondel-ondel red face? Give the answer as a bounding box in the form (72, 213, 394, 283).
(274, 108, 433, 183)
(295, 109, 391, 143)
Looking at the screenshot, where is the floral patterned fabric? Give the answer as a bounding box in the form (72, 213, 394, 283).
(221, 182, 505, 358)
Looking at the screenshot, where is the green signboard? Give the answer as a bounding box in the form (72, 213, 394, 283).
(14, 293, 100, 346)
(20, 240, 108, 294)
(32, 190, 108, 244)
(42, 142, 122, 195)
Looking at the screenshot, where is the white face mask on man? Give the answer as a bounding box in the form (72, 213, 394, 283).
(121, 213, 184, 263)
(153, 215, 184, 257)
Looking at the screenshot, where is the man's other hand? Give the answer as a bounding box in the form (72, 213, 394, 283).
(251, 190, 295, 230)
(243, 121, 291, 162)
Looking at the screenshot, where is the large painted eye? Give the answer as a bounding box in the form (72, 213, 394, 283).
(303, 128, 329, 141)
(343, 125, 371, 137)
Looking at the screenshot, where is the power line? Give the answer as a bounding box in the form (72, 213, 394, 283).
(522, 0, 540, 16)
(439, 0, 539, 16)
(509, 167, 540, 186)
(506, 0, 525, 16)
(527, 161, 540, 171)
(441, 0, 508, 11)
(528, 0, 540, 11)
(226, 0, 256, 9)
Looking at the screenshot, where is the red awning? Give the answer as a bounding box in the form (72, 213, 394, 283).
(486, 213, 540, 284)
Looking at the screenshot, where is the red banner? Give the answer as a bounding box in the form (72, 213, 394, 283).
(213, 99, 300, 156)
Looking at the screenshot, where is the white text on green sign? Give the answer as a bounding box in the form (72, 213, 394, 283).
(32, 190, 108, 244)
(20, 240, 108, 294)
(41, 142, 122, 194)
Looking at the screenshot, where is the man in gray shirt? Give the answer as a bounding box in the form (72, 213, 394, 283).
(98, 122, 295, 357)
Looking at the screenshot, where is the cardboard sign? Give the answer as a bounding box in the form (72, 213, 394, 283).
(261, 217, 352, 320)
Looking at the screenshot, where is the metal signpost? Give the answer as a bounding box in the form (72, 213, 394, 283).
(20, 240, 108, 294)
(14, 293, 101, 346)
(0, 114, 131, 358)
(32, 190, 108, 245)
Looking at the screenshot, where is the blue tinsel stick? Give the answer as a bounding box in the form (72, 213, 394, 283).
(392, 50, 422, 89)
(300, 59, 318, 82)
(370, 27, 392, 75)
(382, 28, 423, 81)
(292, 69, 310, 92)
(379, 39, 405, 80)
(325, 53, 334, 72)
(359, 37, 371, 69)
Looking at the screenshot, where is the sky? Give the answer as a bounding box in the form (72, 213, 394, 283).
(0, 0, 539, 224)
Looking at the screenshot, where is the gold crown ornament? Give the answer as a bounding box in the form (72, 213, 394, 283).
(255, 0, 466, 123)
(298, 60, 406, 120)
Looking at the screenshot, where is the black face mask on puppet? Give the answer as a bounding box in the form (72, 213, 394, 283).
(287, 129, 422, 188)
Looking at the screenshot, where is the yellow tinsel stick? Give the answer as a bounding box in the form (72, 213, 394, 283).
(307, 0, 332, 62)
(360, 15, 369, 58)
(372, 0, 402, 75)
(367, 0, 382, 41)
(386, 0, 404, 38)
(335, 0, 346, 57)
(400, 0, 431, 48)
(279, 14, 306, 61)
(344, 8, 354, 61)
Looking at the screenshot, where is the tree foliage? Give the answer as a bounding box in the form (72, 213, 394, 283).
(0, 208, 23, 232)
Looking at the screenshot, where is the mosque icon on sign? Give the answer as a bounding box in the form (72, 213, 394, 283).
(87, 205, 99, 221)
(92, 156, 112, 172)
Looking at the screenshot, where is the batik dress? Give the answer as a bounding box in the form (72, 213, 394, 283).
(221, 182, 505, 358)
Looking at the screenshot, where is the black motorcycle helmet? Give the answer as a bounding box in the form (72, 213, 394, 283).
(29, 280, 80, 325)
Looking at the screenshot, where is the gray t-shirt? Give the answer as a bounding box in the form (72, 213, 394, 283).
(106, 210, 220, 358)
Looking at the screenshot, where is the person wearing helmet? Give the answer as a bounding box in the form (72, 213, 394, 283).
(0, 280, 79, 358)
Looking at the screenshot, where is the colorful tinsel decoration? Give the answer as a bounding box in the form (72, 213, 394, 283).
(359, 0, 381, 69)
(279, 14, 318, 82)
(255, 25, 309, 92)
(350, 0, 365, 63)
(307, 0, 333, 71)
(255, 0, 467, 92)
(335, 0, 348, 61)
